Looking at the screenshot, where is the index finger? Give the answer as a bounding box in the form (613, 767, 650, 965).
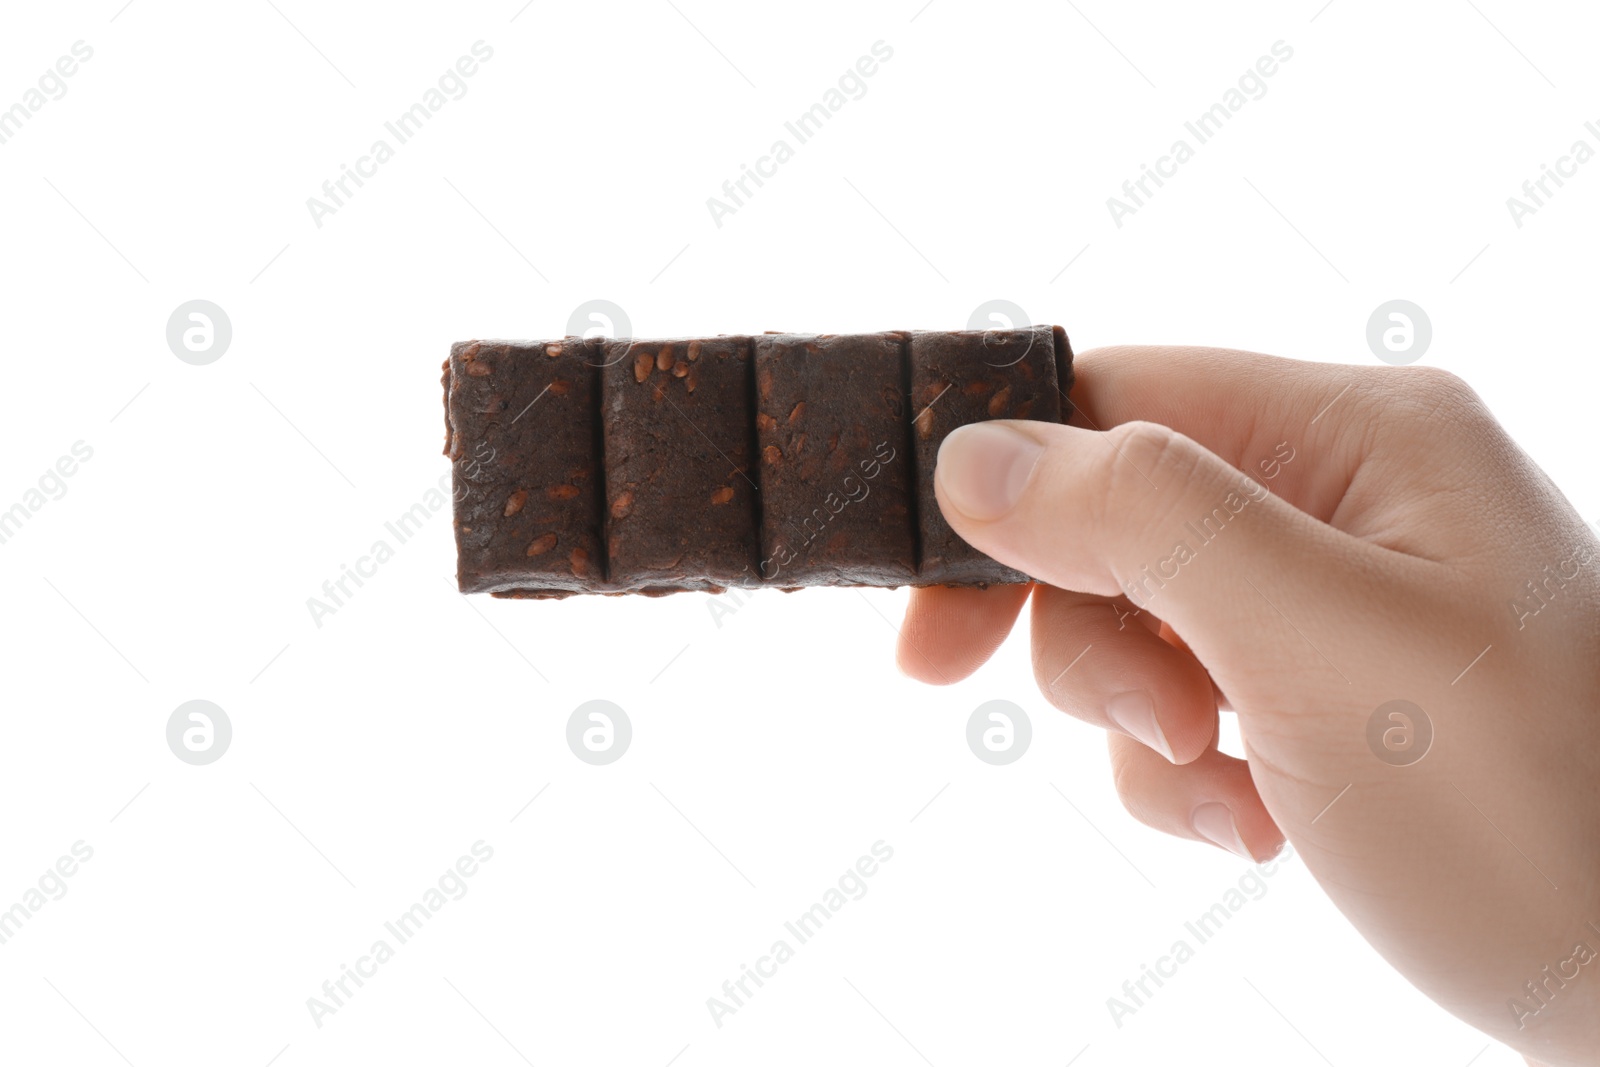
(1068, 345, 1372, 520)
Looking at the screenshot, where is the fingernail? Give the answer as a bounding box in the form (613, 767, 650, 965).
(1106, 690, 1174, 763)
(1191, 803, 1253, 861)
(935, 422, 1044, 520)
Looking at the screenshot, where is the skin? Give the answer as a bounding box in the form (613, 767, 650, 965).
(899, 346, 1600, 1065)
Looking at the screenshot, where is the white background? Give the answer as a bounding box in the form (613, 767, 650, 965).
(1, 1, 1596, 1064)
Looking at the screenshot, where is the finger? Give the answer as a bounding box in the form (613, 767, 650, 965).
(1065, 345, 1371, 520)
(1158, 620, 1193, 655)
(896, 582, 1033, 685)
(1107, 731, 1284, 862)
(931, 417, 1408, 691)
(1065, 348, 1519, 565)
(1031, 584, 1216, 764)
(1069, 344, 1356, 453)
(1153, 619, 1235, 710)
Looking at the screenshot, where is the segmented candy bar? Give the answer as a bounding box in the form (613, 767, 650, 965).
(441, 326, 1075, 597)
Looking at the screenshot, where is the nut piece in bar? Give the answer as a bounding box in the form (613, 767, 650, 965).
(753, 332, 916, 586)
(599, 336, 759, 594)
(910, 325, 1064, 585)
(445, 339, 604, 596)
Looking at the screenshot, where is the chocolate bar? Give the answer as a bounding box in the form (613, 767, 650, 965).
(442, 326, 1074, 597)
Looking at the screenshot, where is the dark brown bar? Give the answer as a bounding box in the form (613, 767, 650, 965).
(444, 327, 1075, 598)
(909, 325, 1064, 584)
(599, 336, 759, 593)
(751, 332, 916, 587)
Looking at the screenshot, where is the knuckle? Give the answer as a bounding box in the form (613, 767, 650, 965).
(1384, 364, 1486, 421)
(1397, 362, 1468, 392)
(1101, 420, 1212, 530)
(1106, 421, 1205, 492)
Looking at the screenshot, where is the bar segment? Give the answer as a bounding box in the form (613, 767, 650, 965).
(599, 336, 760, 593)
(446, 338, 604, 596)
(909, 325, 1063, 585)
(752, 332, 916, 586)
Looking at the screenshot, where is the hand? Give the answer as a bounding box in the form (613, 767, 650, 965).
(898, 346, 1600, 1064)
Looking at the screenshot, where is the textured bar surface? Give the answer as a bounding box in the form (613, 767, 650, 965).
(752, 332, 917, 587)
(444, 326, 1074, 597)
(910, 325, 1063, 584)
(600, 336, 759, 593)
(445, 339, 605, 596)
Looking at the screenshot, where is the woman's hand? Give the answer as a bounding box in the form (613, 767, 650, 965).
(898, 345, 1600, 1064)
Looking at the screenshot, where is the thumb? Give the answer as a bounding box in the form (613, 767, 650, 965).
(933, 419, 1390, 684)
